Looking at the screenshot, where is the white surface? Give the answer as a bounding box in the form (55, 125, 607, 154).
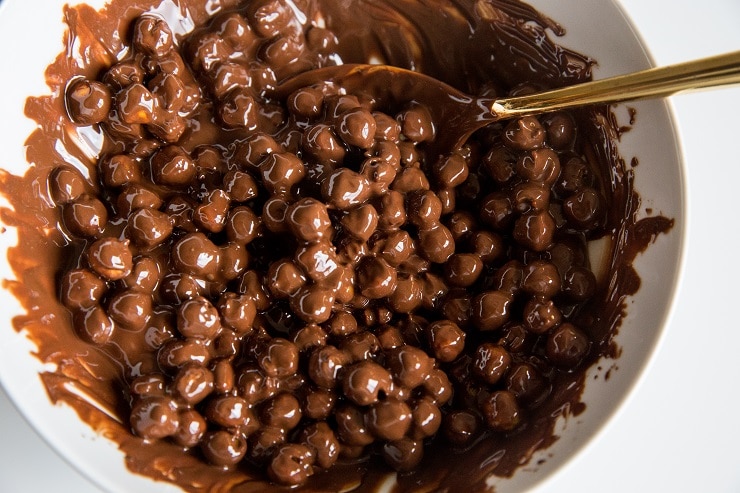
(0, 1, 738, 492)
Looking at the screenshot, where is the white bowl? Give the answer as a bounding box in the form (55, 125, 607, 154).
(0, 0, 685, 492)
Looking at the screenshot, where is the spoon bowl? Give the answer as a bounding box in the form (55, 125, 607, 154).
(275, 51, 740, 159)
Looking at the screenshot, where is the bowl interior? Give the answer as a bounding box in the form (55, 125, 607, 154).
(0, 0, 685, 492)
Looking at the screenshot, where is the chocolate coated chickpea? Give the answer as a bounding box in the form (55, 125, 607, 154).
(107, 290, 153, 331)
(130, 396, 179, 440)
(303, 124, 346, 164)
(433, 153, 469, 188)
(247, 0, 294, 38)
(177, 296, 222, 340)
(480, 390, 520, 431)
(267, 258, 307, 298)
(494, 260, 524, 294)
(222, 170, 258, 202)
(159, 273, 201, 304)
(522, 297, 562, 334)
(260, 393, 302, 430)
(194, 189, 230, 233)
(211, 359, 235, 394)
(516, 147, 561, 185)
(469, 230, 504, 263)
(506, 362, 550, 405)
(444, 253, 484, 287)
(292, 324, 328, 352)
(443, 410, 479, 446)
(417, 223, 455, 264)
(377, 190, 407, 230)
(260, 152, 306, 195)
(150, 145, 197, 187)
(391, 166, 430, 194)
(406, 190, 443, 230)
(122, 257, 161, 293)
(562, 265, 597, 301)
(301, 387, 336, 420)
(557, 156, 592, 193)
(426, 320, 466, 363)
(335, 403, 374, 447)
(173, 364, 214, 405)
(268, 443, 316, 486)
(157, 338, 211, 372)
(398, 105, 435, 143)
(521, 260, 562, 298)
(325, 311, 358, 337)
(366, 397, 412, 441)
(129, 208, 173, 247)
(410, 396, 442, 439)
(382, 438, 424, 472)
(388, 275, 423, 313)
(322, 168, 371, 210)
(73, 305, 115, 345)
(420, 272, 448, 310)
(341, 203, 379, 241)
(340, 331, 380, 362)
(298, 422, 340, 469)
(63, 194, 108, 238)
(217, 292, 257, 335)
(205, 395, 256, 430)
(482, 145, 517, 184)
(471, 290, 512, 331)
(60, 269, 106, 311)
(171, 232, 221, 280)
(378, 229, 413, 266)
(286, 198, 332, 242)
(288, 86, 324, 119)
(422, 368, 453, 405)
(513, 210, 556, 252)
(385, 345, 433, 389)
(440, 291, 472, 327)
(542, 111, 576, 150)
(237, 366, 279, 405)
(446, 210, 477, 242)
(472, 343, 511, 385)
(513, 181, 550, 213)
(294, 240, 340, 282)
(133, 16, 174, 58)
(249, 426, 286, 464)
(257, 338, 300, 379)
(503, 116, 545, 151)
(546, 322, 591, 367)
(172, 409, 207, 448)
(289, 284, 336, 324)
(563, 187, 604, 230)
(342, 361, 393, 406)
(356, 256, 397, 299)
(66, 78, 112, 125)
(480, 191, 514, 231)
(376, 325, 405, 350)
(338, 108, 377, 149)
(225, 206, 261, 244)
(49, 166, 87, 204)
(117, 83, 157, 125)
(201, 430, 248, 467)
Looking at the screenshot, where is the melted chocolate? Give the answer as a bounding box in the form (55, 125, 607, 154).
(0, 0, 672, 491)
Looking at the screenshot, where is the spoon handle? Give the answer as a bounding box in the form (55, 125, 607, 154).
(492, 50, 740, 118)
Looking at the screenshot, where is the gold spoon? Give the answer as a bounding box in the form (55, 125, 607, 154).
(275, 51, 740, 159)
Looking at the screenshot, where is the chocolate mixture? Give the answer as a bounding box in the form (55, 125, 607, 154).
(0, 0, 673, 491)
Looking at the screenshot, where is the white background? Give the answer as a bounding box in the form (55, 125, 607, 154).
(1, 0, 739, 492)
